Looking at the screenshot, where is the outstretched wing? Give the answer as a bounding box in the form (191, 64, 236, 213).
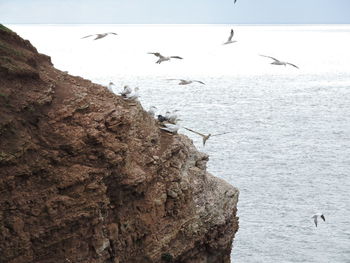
(148, 52, 162, 58)
(170, 56, 183, 59)
(228, 29, 234, 42)
(287, 62, 299, 69)
(194, 80, 205, 85)
(211, 131, 232, 137)
(314, 217, 318, 227)
(81, 34, 94, 39)
(184, 127, 206, 138)
(260, 55, 280, 62)
(107, 32, 118, 35)
(320, 214, 325, 222)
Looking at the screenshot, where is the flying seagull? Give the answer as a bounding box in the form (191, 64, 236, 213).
(312, 213, 326, 227)
(260, 55, 299, 69)
(160, 123, 180, 134)
(148, 52, 183, 64)
(81, 32, 117, 40)
(223, 29, 237, 45)
(166, 79, 205, 85)
(184, 127, 232, 146)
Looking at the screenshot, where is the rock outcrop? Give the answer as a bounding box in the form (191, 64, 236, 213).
(0, 25, 239, 263)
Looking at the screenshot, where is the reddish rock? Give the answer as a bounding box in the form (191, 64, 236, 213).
(0, 25, 239, 263)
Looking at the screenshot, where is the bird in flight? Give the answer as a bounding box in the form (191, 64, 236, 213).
(81, 32, 117, 40)
(166, 79, 205, 85)
(312, 213, 326, 227)
(184, 127, 232, 146)
(148, 52, 183, 64)
(260, 55, 299, 69)
(223, 29, 237, 45)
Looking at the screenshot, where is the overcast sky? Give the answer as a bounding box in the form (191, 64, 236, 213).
(1, 0, 350, 24)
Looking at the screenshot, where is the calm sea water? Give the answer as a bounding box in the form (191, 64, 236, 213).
(9, 24, 350, 263)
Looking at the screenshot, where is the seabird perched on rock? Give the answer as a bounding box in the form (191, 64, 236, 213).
(148, 52, 183, 64)
(166, 79, 205, 85)
(120, 85, 132, 98)
(160, 123, 180, 134)
(157, 115, 168, 122)
(147, 106, 157, 117)
(312, 213, 326, 227)
(223, 29, 237, 45)
(81, 32, 117, 40)
(123, 87, 139, 101)
(260, 55, 299, 69)
(107, 82, 115, 92)
(184, 127, 232, 146)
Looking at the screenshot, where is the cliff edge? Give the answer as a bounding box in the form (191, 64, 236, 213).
(0, 25, 239, 263)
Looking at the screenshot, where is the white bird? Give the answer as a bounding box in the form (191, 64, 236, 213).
(107, 82, 115, 92)
(124, 87, 139, 101)
(160, 123, 180, 134)
(184, 127, 233, 146)
(120, 85, 132, 97)
(147, 106, 157, 117)
(260, 55, 299, 69)
(312, 213, 326, 227)
(166, 79, 205, 85)
(223, 29, 237, 45)
(81, 32, 117, 40)
(165, 110, 180, 124)
(148, 52, 183, 64)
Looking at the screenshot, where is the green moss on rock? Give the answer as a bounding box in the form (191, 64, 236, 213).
(0, 24, 12, 33)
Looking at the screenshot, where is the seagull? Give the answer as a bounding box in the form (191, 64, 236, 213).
(165, 110, 180, 124)
(260, 55, 299, 69)
(81, 32, 117, 40)
(184, 127, 232, 146)
(166, 79, 205, 85)
(120, 85, 132, 98)
(148, 52, 183, 64)
(223, 29, 237, 45)
(160, 123, 180, 134)
(124, 87, 139, 101)
(107, 82, 115, 92)
(312, 213, 326, 227)
(147, 106, 157, 117)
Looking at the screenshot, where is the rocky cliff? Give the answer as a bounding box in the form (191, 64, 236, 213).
(0, 25, 239, 263)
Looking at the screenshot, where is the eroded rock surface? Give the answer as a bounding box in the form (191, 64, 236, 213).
(0, 25, 239, 263)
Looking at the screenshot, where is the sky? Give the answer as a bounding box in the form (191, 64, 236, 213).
(1, 0, 350, 24)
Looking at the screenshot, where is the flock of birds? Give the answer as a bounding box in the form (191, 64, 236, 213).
(80, 12, 327, 228)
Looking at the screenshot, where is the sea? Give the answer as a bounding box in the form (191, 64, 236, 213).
(8, 24, 350, 263)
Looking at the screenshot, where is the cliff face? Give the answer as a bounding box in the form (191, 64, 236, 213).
(0, 25, 239, 263)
